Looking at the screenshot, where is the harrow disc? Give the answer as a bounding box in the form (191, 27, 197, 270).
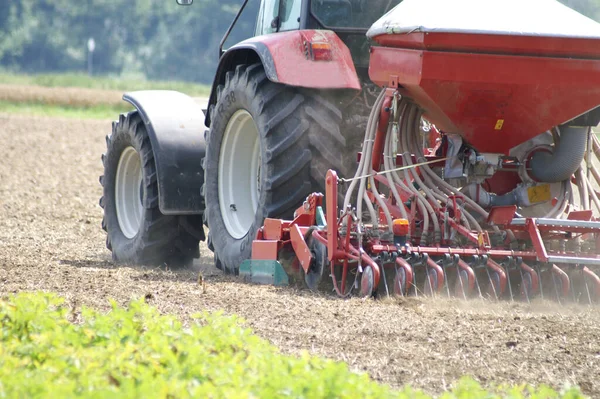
(454, 269, 471, 299)
(393, 267, 408, 296)
(423, 268, 439, 296)
(359, 265, 375, 297)
(520, 272, 534, 300)
(488, 271, 502, 299)
(551, 266, 571, 301)
(304, 231, 330, 292)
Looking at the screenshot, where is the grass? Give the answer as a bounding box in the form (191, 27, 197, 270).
(0, 70, 211, 96)
(0, 70, 210, 97)
(0, 71, 210, 119)
(0, 100, 132, 120)
(0, 292, 587, 399)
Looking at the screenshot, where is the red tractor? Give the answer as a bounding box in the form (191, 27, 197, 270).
(100, 0, 600, 302)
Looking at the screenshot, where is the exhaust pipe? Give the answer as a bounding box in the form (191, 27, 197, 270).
(529, 126, 588, 183)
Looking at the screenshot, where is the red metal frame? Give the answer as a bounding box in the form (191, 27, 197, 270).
(582, 267, 600, 298)
(368, 46, 600, 154)
(290, 224, 312, 273)
(426, 257, 445, 293)
(249, 30, 361, 90)
(486, 258, 507, 296)
(552, 265, 571, 298)
(456, 259, 476, 294)
(519, 262, 540, 296)
(371, 32, 600, 59)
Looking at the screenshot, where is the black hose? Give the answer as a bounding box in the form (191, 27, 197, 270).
(529, 126, 588, 183)
(490, 191, 519, 207)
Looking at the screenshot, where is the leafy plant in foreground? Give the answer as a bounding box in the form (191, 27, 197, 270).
(0, 292, 586, 398)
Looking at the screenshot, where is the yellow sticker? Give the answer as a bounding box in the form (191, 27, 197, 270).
(494, 119, 504, 130)
(477, 232, 485, 247)
(527, 184, 551, 204)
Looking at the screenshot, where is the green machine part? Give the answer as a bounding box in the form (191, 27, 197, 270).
(239, 260, 289, 286)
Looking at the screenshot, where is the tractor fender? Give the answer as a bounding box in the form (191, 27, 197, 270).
(123, 90, 205, 215)
(206, 30, 361, 126)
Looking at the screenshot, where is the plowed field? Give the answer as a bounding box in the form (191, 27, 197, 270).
(1, 112, 599, 396)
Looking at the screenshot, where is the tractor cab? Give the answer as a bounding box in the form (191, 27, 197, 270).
(224, 0, 403, 72)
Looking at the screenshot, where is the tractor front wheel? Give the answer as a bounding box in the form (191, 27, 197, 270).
(204, 63, 351, 274)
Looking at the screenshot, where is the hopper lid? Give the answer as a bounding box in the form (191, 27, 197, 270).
(367, 0, 600, 39)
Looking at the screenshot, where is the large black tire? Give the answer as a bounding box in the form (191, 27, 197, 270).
(100, 111, 204, 267)
(204, 63, 357, 274)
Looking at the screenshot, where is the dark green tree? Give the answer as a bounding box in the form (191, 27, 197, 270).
(0, 0, 598, 83)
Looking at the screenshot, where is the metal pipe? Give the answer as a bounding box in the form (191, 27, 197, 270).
(529, 126, 589, 183)
(583, 172, 600, 213)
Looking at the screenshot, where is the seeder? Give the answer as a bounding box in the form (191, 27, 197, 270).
(240, 1, 600, 303)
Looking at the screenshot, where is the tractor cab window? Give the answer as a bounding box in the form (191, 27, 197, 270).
(311, 0, 403, 29)
(280, 0, 302, 31)
(256, 0, 302, 35)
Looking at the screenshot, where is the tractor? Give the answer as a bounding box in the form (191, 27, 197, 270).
(100, 0, 600, 302)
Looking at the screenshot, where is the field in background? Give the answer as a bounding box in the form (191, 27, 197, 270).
(0, 72, 210, 119)
(0, 71, 210, 96)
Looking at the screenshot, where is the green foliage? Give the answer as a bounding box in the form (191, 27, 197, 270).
(0, 101, 131, 120)
(0, 70, 210, 96)
(0, 292, 400, 398)
(2, 0, 595, 85)
(0, 0, 260, 84)
(0, 292, 587, 399)
(560, 0, 600, 21)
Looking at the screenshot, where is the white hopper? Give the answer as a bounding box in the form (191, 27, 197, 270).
(367, 0, 600, 39)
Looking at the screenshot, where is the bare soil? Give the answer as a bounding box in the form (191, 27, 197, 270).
(1, 113, 599, 396)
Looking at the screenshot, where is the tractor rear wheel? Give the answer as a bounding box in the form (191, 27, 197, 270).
(204, 63, 354, 274)
(100, 111, 204, 267)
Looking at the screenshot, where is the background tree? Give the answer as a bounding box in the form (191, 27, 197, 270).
(0, 0, 598, 84)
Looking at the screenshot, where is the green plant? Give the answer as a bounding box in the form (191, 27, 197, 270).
(0, 71, 210, 96)
(0, 292, 587, 399)
(0, 100, 131, 119)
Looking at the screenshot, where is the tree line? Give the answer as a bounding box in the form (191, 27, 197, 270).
(0, 0, 598, 85)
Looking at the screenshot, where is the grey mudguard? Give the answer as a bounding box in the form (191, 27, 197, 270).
(123, 90, 206, 215)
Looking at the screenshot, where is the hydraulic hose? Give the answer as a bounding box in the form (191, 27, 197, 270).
(344, 91, 386, 226)
(383, 123, 409, 221)
(529, 126, 589, 183)
(401, 103, 441, 242)
(397, 102, 433, 244)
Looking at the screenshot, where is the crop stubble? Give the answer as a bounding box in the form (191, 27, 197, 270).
(0, 112, 599, 396)
(0, 84, 124, 107)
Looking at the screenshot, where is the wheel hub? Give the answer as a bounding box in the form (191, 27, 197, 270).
(218, 110, 261, 239)
(115, 146, 143, 239)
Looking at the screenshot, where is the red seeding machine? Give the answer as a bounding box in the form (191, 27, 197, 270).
(238, 0, 600, 303)
(101, 0, 600, 303)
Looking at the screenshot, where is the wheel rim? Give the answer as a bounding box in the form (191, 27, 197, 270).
(115, 146, 143, 239)
(218, 110, 261, 239)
